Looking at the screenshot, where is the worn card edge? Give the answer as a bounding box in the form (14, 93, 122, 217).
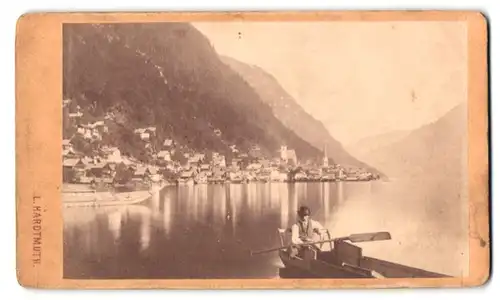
(15, 11, 490, 289)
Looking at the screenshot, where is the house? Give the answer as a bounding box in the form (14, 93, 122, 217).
(229, 170, 243, 183)
(195, 171, 208, 184)
(120, 156, 135, 167)
(212, 154, 226, 167)
(294, 171, 308, 181)
(163, 139, 173, 148)
(177, 169, 197, 184)
(335, 167, 347, 180)
(81, 157, 93, 165)
(230, 145, 239, 153)
(68, 112, 83, 118)
(157, 150, 171, 161)
(257, 169, 271, 182)
(86, 162, 107, 178)
(200, 164, 211, 171)
(249, 148, 263, 158)
(271, 157, 282, 167)
(231, 158, 242, 168)
(188, 153, 205, 166)
(307, 169, 322, 181)
(270, 169, 282, 182)
(132, 166, 149, 180)
(91, 129, 102, 140)
(62, 139, 71, 149)
(192, 153, 205, 161)
(93, 121, 105, 127)
(140, 132, 150, 141)
(101, 177, 114, 185)
(62, 148, 76, 157)
(286, 150, 297, 165)
(78, 176, 94, 184)
(258, 159, 270, 168)
(62, 139, 75, 157)
(63, 158, 85, 170)
(210, 168, 226, 183)
(246, 163, 262, 171)
(76, 127, 85, 135)
(179, 169, 194, 178)
(162, 161, 176, 171)
(106, 162, 117, 172)
(146, 166, 158, 175)
(279, 146, 297, 165)
(104, 147, 122, 163)
(83, 129, 92, 140)
(227, 164, 240, 173)
(242, 170, 256, 182)
(133, 127, 156, 138)
(63, 158, 87, 181)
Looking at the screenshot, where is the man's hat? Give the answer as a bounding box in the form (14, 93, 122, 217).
(297, 206, 311, 217)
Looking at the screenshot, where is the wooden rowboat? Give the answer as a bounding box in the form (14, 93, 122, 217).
(266, 229, 451, 279)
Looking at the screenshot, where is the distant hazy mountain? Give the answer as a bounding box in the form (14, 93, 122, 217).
(353, 103, 467, 180)
(346, 130, 411, 161)
(63, 23, 322, 161)
(221, 56, 381, 174)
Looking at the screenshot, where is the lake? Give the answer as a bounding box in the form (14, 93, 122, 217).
(63, 180, 469, 279)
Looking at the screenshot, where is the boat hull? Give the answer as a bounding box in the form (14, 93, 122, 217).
(278, 249, 373, 278)
(277, 241, 451, 279)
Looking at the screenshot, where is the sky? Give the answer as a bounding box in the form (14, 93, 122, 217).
(192, 21, 468, 145)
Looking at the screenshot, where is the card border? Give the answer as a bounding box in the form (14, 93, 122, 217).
(15, 11, 490, 289)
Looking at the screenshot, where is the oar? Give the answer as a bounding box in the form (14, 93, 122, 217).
(340, 231, 391, 243)
(250, 231, 391, 256)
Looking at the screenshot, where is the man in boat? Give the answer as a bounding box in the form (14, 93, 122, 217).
(288, 206, 325, 259)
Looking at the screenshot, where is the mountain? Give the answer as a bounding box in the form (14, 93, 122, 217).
(63, 23, 322, 161)
(346, 129, 411, 161)
(353, 103, 467, 180)
(220, 56, 381, 174)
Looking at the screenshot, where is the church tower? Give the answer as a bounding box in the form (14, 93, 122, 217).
(323, 143, 329, 167)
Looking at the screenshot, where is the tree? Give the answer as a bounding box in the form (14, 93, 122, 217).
(114, 163, 133, 184)
(161, 169, 177, 182)
(171, 149, 187, 165)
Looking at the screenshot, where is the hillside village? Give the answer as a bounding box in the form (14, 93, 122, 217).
(62, 99, 379, 189)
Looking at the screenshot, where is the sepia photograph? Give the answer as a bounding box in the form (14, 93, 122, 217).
(59, 20, 472, 280)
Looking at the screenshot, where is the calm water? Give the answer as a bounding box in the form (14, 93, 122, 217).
(63, 180, 469, 279)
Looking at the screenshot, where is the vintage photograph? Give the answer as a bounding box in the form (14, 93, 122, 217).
(61, 21, 469, 280)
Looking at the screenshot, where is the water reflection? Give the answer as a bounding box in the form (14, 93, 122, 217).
(337, 181, 344, 204)
(229, 184, 242, 236)
(63, 181, 468, 279)
(280, 186, 290, 229)
(163, 193, 172, 236)
(322, 183, 330, 223)
(108, 209, 122, 242)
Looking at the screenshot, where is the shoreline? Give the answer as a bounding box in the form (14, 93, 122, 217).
(62, 190, 154, 208)
(61, 179, 378, 208)
(61, 181, 169, 208)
